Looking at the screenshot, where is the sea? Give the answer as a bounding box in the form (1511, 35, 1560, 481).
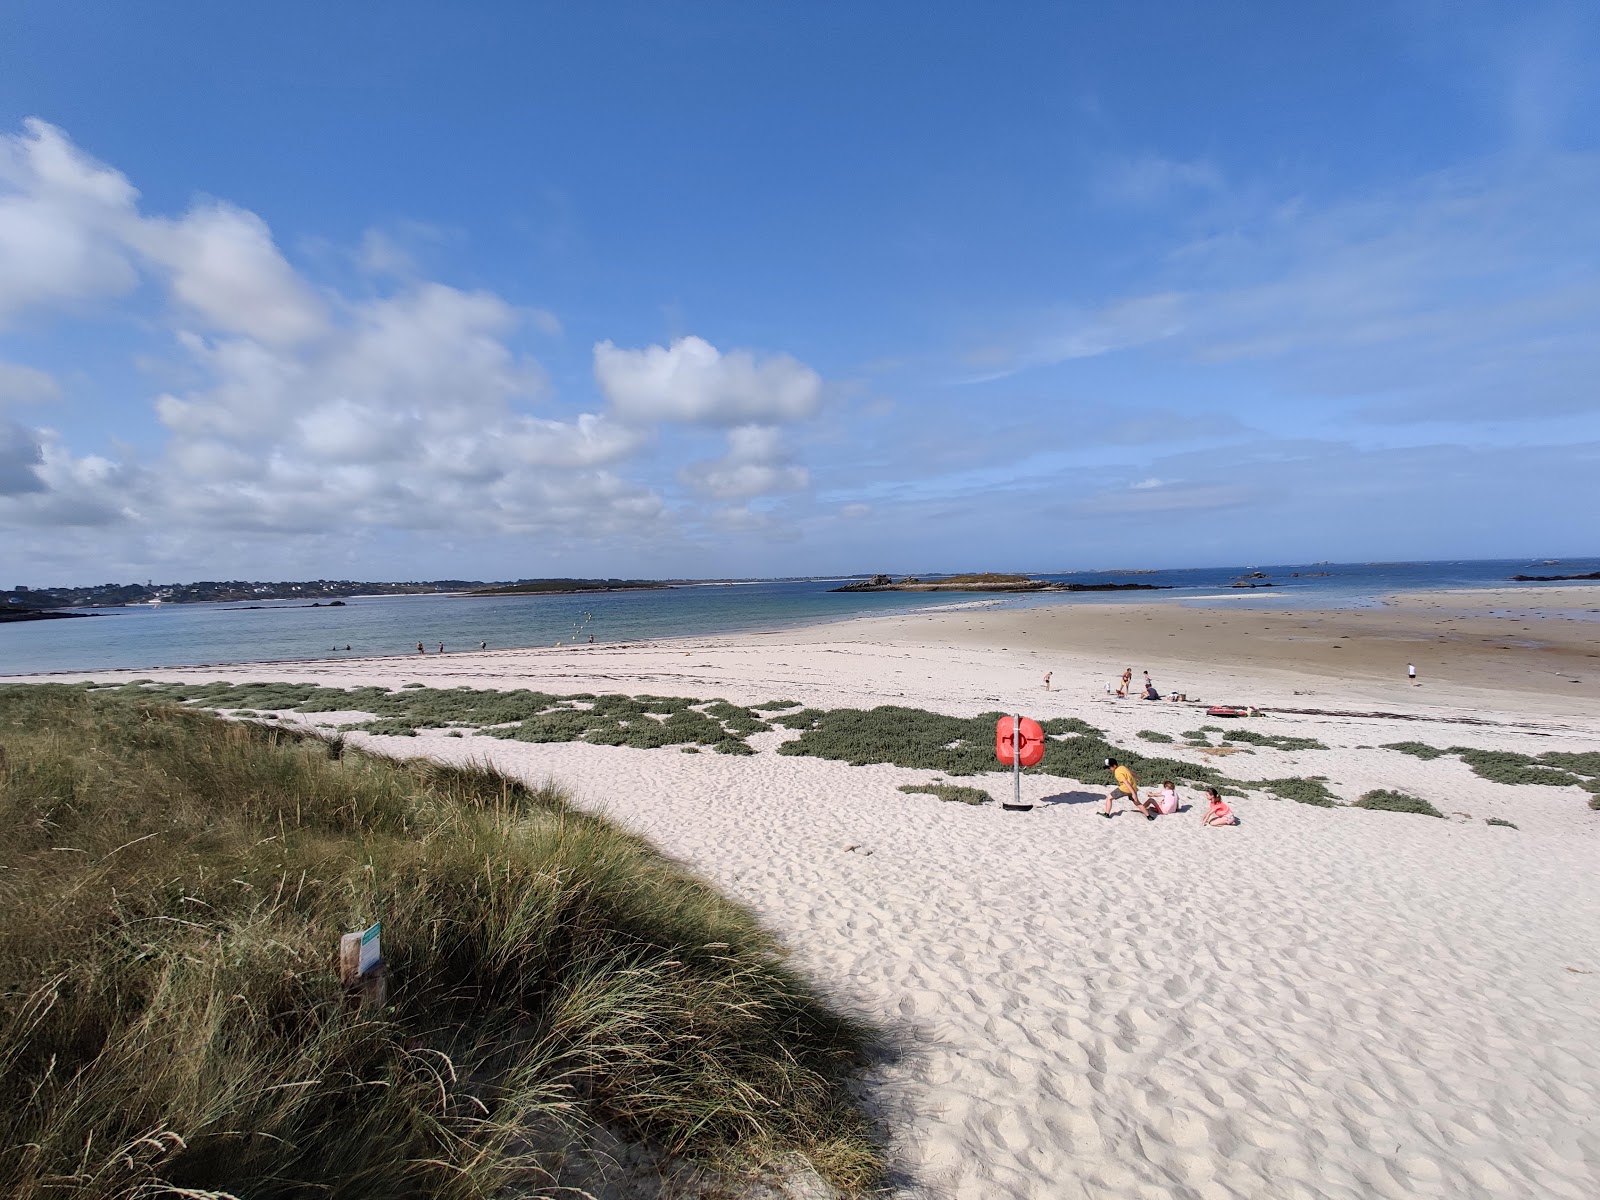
(3, 558, 1597, 676)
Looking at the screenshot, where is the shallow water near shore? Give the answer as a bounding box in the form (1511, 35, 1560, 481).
(4, 558, 1597, 674)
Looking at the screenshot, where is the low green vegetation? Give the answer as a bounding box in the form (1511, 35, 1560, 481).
(1357, 789, 1444, 817)
(1380, 740, 1448, 760)
(74, 682, 1598, 823)
(1221, 729, 1329, 752)
(1258, 777, 1341, 807)
(0, 685, 881, 1198)
(897, 782, 991, 805)
(88, 681, 774, 753)
(1486, 817, 1518, 829)
(1449, 747, 1590, 789)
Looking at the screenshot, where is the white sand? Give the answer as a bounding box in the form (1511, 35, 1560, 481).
(19, 612, 1600, 1198)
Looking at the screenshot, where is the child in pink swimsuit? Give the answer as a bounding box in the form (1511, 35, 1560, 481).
(1201, 787, 1237, 826)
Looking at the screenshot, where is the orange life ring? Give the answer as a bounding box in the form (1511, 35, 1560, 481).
(995, 715, 1046, 767)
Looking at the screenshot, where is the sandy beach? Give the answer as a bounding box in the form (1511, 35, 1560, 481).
(13, 589, 1599, 1199)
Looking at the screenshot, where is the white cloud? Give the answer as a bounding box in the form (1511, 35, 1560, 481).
(0, 118, 140, 322)
(839, 502, 871, 519)
(148, 282, 655, 534)
(0, 361, 61, 405)
(0, 119, 831, 565)
(132, 202, 329, 344)
(594, 335, 823, 425)
(1075, 480, 1254, 515)
(680, 423, 810, 500)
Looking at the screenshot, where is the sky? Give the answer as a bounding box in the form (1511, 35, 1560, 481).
(2, 1, 1597, 586)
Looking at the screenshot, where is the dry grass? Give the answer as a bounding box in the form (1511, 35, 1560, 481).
(0, 685, 882, 1198)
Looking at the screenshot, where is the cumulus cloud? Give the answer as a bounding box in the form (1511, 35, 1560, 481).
(0, 119, 832, 564)
(149, 283, 654, 534)
(0, 118, 140, 322)
(680, 424, 810, 500)
(131, 201, 329, 344)
(594, 335, 823, 425)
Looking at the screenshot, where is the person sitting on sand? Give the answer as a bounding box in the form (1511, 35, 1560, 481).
(1145, 780, 1180, 815)
(1142, 681, 1161, 700)
(1201, 786, 1238, 826)
(1103, 757, 1141, 819)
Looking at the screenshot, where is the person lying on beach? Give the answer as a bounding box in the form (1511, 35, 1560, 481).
(1145, 780, 1180, 815)
(1201, 787, 1238, 826)
(1103, 757, 1141, 819)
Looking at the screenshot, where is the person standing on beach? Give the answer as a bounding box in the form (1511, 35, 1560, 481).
(417, 642, 425, 654)
(438, 642, 445, 654)
(1142, 669, 1152, 694)
(1408, 663, 1418, 685)
(1043, 671, 1052, 691)
(1118, 667, 1132, 697)
(1103, 757, 1138, 818)
(480, 641, 487, 650)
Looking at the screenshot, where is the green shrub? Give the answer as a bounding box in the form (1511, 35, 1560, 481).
(753, 700, 802, 711)
(0, 685, 881, 1197)
(1255, 777, 1341, 807)
(898, 782, 991, 805)
(1538, 750, 1600, 778)
(1356, 789, 1443, 817)
(1486, 817, 1518, 829)
(1222, 729, 1329, 752)
(1137, 730, 1174, 744)
(1039, 716, 1100, 736)
(1452, 748, 1585, 788)
(1380, 741, 1448, 760)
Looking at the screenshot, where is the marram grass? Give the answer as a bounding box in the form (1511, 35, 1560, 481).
(0, 685, 882, 1198)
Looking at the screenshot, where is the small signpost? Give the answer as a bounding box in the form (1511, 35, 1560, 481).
(340, 921, 387, 1008)
(995, 714, 1045, 811)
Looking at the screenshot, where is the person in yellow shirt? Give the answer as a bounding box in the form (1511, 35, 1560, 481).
(1103, 757, 1141, 818)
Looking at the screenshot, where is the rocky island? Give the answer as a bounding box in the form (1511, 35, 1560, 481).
(832, 573, 1170, 593)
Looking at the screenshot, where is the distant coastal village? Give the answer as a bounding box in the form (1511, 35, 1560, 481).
(0, 577, 668, 615)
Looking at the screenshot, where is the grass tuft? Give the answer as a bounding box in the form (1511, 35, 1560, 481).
(1136, 730, 1174, 744)
(1356, 789, 1443, 817)
(1486, 817, 1518, 829)
(0, 685, 882, 1197)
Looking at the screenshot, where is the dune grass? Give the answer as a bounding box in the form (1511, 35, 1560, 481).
(0, 685, 882, 1199)
(1356, 789, 1444, 817)
(1486, 817, 1519, 829)
(1137, 730, 1174, 744)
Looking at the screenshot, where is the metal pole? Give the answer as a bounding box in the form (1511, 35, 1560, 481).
(1012, 712, 1021, 808)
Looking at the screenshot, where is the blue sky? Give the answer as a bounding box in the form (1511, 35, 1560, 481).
(2, 2, 1597, 584)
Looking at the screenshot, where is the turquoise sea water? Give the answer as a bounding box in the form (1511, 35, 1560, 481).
(3, 559, 1597, 675)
